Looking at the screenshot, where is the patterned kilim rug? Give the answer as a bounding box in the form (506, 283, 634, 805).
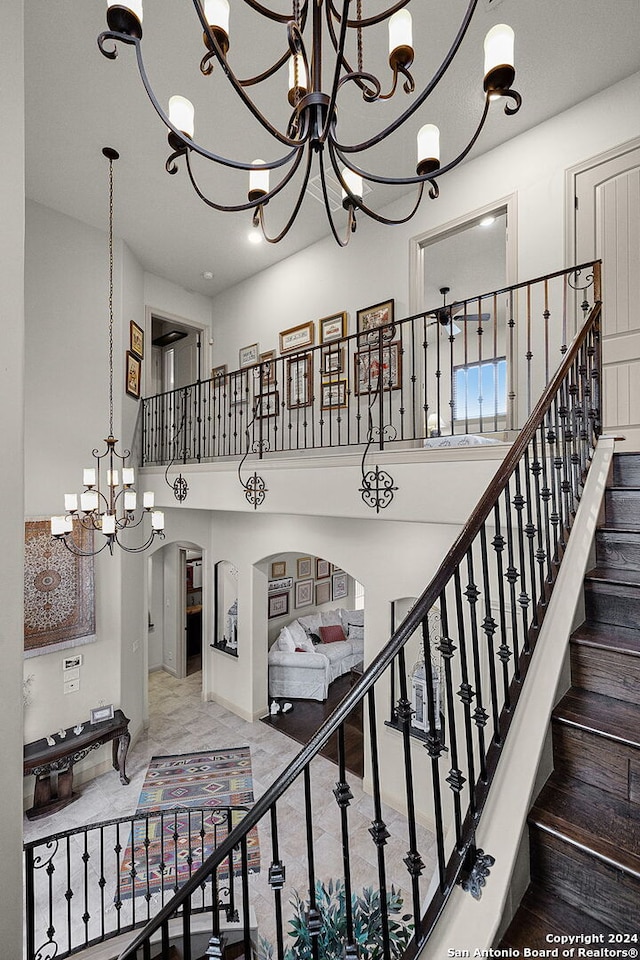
(118, 747, 260, 900)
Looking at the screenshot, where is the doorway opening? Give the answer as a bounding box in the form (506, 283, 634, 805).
(260, 550, 364, 778)
(185, 552, 203, 676)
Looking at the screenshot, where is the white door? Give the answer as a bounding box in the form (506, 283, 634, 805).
(574, 141, 640, 448)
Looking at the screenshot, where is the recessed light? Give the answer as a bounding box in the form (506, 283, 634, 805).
(248, 229, 263, 245)
(201, 270, 214, 280)
(479, 215, 496, 228)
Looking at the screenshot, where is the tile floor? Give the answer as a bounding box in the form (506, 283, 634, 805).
(24, 669, 436, 957)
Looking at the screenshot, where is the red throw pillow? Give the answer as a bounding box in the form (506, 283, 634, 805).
(319, 625, 346, 644)
(295, 647, 307, 653)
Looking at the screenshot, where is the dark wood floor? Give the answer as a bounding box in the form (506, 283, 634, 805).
(261, 674, 364, 779)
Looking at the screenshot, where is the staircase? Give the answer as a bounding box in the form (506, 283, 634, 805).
(500, 451, 640, 947)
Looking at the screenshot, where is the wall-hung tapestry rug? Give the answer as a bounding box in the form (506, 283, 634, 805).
(118, 748, 260, 900)
(24, 519, 95, 657)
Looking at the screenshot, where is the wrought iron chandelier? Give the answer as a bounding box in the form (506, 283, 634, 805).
(98, 1, 522, 246)
(51, 148, 165, 556)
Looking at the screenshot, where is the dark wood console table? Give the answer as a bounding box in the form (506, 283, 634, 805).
(23, 709, 131, 820)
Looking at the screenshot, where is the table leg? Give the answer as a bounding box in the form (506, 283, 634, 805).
(57, 767, 74, 802)
(114, 730, 131, 785)
(33, 773, 52, 810)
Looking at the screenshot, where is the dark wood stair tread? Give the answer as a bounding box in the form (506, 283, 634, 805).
(553, 688, 640, 749)
(529, 773, 640, 878)
(585, 565, 640, 586)
(499, 885, 615, 948)
(571, 621, 640, 657)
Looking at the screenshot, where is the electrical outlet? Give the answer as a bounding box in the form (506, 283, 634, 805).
(64, 678, 80, 694)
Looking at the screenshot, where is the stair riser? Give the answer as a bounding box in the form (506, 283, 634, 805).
(529, 828, 640, 929)
(584, 581, 640, 629)
(613, 455, 640, 487)
(570, 643, 640, 705)
(552, 720, 640, 803)
(596, 530, 640, 571)
(605, 490, 640, 528)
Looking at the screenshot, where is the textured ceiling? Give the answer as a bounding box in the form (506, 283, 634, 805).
(25, 0, 640, 297)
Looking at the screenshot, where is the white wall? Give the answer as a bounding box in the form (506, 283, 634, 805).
(0, 1, 25, 953)
(209, 73, 640, 370)
(22, 200, 216, 789)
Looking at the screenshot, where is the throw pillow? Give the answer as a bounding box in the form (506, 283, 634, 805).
(288, 619, 308, 647)
(348, 624, 364, 643)
(319, 624, 346, 644)
(276, 629, 295, 653)
(295, 647, 307, 653)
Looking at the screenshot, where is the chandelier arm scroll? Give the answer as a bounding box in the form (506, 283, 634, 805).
(333, 0, 480, 155)
(322, 4, 387, 103)
(326, 0, 412, 30)
(330, 145, 428, 225)
(317, 150, 356, 248)
(190, 1, 311, 148)
(183, 139, 308, 215)
(253, 145, 316, 244)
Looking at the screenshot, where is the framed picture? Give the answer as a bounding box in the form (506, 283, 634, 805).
(319, 311, 347, 343)
(271, 560, 286, 578)
(316, 558, 330, 580)
(90, 704, 114, 724)
(125, 351, 141, 399)
(357, 299, 395, 343)
(332, 571, 348, 601)
(354, 340, 402, 394)
(256, 390, 280, 418)
(297, 556, 312, 578)
(268, 592, 290, 619)
(130, 320, 144, 359)
(315, 581, 331, 606)
(257, 350, 276, 387)
(279, 321, 315, 354)
(239, 343, 260, 368)
(229, 370, 249, 406)
(268, 577, 293, 593)
(295, 579, 314, 608)
(321, 379, 348, 409)
(287, 353, 313, 408)
(211, 364, 227, 380)
(321, 345, 345, 375)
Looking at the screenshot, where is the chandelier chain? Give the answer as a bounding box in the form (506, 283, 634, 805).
(108, 154, 114, 438)
(357, 0, 363, 75)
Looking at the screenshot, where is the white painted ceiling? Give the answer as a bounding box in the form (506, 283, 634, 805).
(25, 1, 640, 298)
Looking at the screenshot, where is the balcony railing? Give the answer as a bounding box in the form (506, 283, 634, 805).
(141, 262, 599, 467)
(24, 805, 250, 960)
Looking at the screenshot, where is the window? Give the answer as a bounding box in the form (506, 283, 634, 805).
(453, 357, 507, 422)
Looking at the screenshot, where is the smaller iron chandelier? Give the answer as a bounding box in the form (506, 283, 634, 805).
(51, 148, 165, 556)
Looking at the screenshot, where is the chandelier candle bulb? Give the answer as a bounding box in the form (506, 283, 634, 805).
(102, 514, 116, 536)
(388, 9, 413, 64)
(204, 0, 229, 34)
(64, 494, 78, 512)
(124, 491, 137, 511)
(483, 24, 515, 97)
(341, 168, 363, 207)
(107, 469, 119, 487)
(168, 96, 195, 139)
(80, 490, 99, 513)
(51, 516, 67, 537)
(151, 511, 165, 531)
(83, 468, 96, 487)
(122, 467, 135, 486)
(143, 491, 155, 509)
(248, 160, 269, 202)
(416, 124, 440, 175)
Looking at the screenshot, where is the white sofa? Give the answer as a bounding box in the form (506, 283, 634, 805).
(268, 608, 365, 702)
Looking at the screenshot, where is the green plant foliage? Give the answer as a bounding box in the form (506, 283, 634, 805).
(259, 879, 413, 960)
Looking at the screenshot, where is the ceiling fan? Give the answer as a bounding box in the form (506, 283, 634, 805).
(439, 286, 491, 324)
